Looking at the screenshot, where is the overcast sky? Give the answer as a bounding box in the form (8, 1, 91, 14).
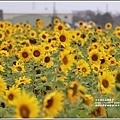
(0, 1, 120, 15)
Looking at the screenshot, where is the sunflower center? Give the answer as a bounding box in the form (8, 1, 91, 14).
(17, 67, 22, 71)
(0, 34, 2, 38)
(101, 59, 105, 64)
(62, 56, 68, 65)
(60, 35, 66, 42)
(82, 68, 86, 72)
(8, 44, 12, 49)
(116, 73, 120, 83)
(42, 35, 46, 39)
(111, 60, 115, 64)
(94, 67, 98, 71)
(8, 94, 14, 100)
(118, 32, 120, 36)
(92, 54, 98, 61)
(20, 80, 25, 83)
(0, 24, 3, 28)
(46, 97, 53, 108)
(44, 56, 50, 63)
(58, 26, 62, 30)
(22, 52, 29, 58)
(72, 84, 77, 96)
(45, 46, 49, 50)
(20, 105, 30, 118)
(6, 30, 10, 34)
(33, 50, 40, 57)
(81, 34, 86, 39)
(102, 79, 109, 88)
(31, 33, 34, 36)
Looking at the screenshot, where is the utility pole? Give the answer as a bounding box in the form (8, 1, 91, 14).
(52, 2, 57, 29)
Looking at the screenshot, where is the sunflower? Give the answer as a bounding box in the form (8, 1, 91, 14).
(60, 50, 74, 73)
(42, 53, 53, 68)
(14, 23, 21, 29)
(79, 63, 91, 76)
(75, 59, 87, 74)
(5, 28, 13, 37)
(91, 43, 100, 50)
(5, 21, 12, 28)
(41, 42, 54, 53)
(18, 47, 31, 62)
(105, 22, 112, 30)
(39, 31, 49, 41)
(0, 65, 5, 72)
(31, 45, 44, 61)
(3, 85, 21, 106)
(29, 30, 37, 39)
(67, 80, 80, 103)
(83, 94, 94, 106)
(0, 76, 7, 98)
(54, 23, 65, 32)
(0, 50, 9, 57)
(83, 23, 88, 30)
(15, 76, 31, 86)
(12, 63, 25, 74)
(98, 71, 115, 94)
(78, 20, 84, 27)
(108, 57, 117, 66)
(115, 72, 120, 84)
(0, 31, 5, 41)
(96, 25, 102, 30)
(100, 53, 109, 68)
(57, 30, 70, 47)
(14, 90, 40, 118)
(88, 49, 101, 64)
(0, 21, 6, 30)
(87, 45, 94, 54)
(53, 18, 60, 24)
(115, 30, 120, 39)
(43, 91, 64, 117)
(91, 64, 100, 74)
(107, 47, 116, 57)
(91, 106, 106, 118)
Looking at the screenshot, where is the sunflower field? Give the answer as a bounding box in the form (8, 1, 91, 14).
(0, 18, 120, 118)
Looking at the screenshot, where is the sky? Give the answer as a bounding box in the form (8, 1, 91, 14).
(0, 1, 120, 15)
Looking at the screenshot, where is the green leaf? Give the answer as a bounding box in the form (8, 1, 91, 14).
(78, 110, 90, 118)
(55, 80, 64, 88)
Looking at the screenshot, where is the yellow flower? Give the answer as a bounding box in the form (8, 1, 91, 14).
(88, 49, 101, 64)
(42, 53, 53, 68)
(83, 94, 94, 106)
(14, 90, 40, 118)
(98, 71, 115, 94)
(0, 31, 5, 41)
(39, 31, 49, 41)
(29, 30, 37, 39)
(91, 106, 106, 118)
(0, 76, 7, 98)
(79, 63, 91, 76)
(15, 76, 31, 86)
(0, 65, 5, 72)
(60, 50, 74, 74)
(18, 47, 31, 62)
(91, 64, 100, 74)
(67, 80, 80, 103)
(105, 22, 112, 30)
(31, 45, 44, 61)
(3, 85, 21, 106)
(43, 91, 64, 117)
